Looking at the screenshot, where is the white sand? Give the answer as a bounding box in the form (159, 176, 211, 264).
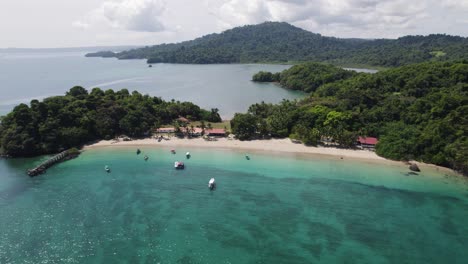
(86, 137, 384, 159)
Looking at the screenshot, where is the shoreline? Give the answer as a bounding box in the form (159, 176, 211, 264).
(84, 137, 461, 177)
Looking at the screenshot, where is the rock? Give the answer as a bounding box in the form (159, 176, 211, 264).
(409, 163, 420, 172)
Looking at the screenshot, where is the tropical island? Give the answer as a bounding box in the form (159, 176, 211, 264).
(86, 22, 468, 67)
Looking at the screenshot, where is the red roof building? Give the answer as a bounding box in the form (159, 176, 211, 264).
(357, 136, 378, 145)
(188, 127, 203, 136)
(205, 128, 226, 137)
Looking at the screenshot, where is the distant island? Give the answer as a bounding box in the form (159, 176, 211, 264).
(86, 22, 468, 67)
(233, 61, 468, 175)
(0, 87, 221, 157)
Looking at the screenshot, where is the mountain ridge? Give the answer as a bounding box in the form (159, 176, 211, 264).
(86, 22, 468, 67)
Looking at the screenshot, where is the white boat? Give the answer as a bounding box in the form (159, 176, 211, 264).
(208, 178, 216, 190)
(174, 161, 185, 169)
(105, 165, 110, 173)
(186, 152, 191, 159)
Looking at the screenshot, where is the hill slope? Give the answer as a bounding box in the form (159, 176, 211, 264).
(86, 22, 468, 67)
(234, 61, 468, 174)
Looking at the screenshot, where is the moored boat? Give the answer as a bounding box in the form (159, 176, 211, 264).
(208, 178, 216, 190)
(144, 155, 148, 161)
(105, 165, 110, 173)
(186, 152, 191, 159)
(174, 161, 185, 169)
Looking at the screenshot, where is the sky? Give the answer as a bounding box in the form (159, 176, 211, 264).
(1, 0, 468, 48)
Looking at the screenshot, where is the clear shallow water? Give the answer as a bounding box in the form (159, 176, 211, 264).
(0, 50, 302, 118)
(1, 147, 467, 263)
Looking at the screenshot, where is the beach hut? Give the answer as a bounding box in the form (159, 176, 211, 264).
(357, 136, 378, 150)
(205, 128, 226, 137)
(190, 128, 203, 137)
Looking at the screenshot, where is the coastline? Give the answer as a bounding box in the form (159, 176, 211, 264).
(84, 137, 461, 177)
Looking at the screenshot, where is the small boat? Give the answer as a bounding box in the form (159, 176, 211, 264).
(174, 161, 185, 169)
(144, 155, 148, 161)
(245, 154, 250, 160)
(105, 165, 110, 173)
(186, 152, 191, 159)
(136, 149, 141, 155)
(148, 64, 153, 68)
(171, 149, 176, 154)
(208, 178, 216, 190)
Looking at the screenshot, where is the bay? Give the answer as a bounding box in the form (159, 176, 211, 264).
(0, 147, 467, 263)
(0, 50, 302, 118)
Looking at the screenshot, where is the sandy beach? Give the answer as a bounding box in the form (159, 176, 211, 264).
(86, 137, 383, 159)
(84, 137, 460, 176)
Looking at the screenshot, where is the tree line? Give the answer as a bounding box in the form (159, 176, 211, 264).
(86, 22, 468, 67)
(235, 61, 468, 175)
(0, 87, 221, 157)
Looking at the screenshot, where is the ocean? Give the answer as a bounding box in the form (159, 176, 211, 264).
(0, 50, 302, 118)
(1, 147, 467, 263)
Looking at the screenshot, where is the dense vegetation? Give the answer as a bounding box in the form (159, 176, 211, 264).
(0, 87, 221, 157)
(86, 22, 468, 67)
(234, 61, 468, 175)
(253, 62, 357, 93)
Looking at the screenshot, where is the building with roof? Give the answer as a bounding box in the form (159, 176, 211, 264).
(189, 127, 204, 137)
(357, 136, 378, 149)
(205, 128, 226, 137)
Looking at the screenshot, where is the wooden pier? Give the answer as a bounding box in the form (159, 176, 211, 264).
(27, 149, 80, 177)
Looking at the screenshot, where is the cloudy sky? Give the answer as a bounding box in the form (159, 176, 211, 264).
(1, 0, 467, 48)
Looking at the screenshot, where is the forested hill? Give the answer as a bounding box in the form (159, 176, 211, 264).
(234, 61, 468, 175)
(0, 87, 221, 157)
(86, 22, 468, 67)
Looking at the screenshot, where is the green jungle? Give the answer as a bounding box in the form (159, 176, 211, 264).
(0, 88, 221, 157)
(240, 61, 467, 175)
(86, 22, 468, 67)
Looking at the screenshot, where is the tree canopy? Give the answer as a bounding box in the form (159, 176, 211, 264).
(86, 22, 468, 67)
(0, 87, 221, 157)
(235, 61, 468, 175)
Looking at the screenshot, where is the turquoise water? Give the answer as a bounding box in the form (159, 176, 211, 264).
(0, 50, 302, 118)
(1, 147, 467, 263)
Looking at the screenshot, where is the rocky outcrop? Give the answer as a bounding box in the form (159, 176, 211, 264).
(409, 163, 421, 172)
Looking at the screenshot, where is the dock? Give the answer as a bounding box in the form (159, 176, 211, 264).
(27, 149, 80, 177)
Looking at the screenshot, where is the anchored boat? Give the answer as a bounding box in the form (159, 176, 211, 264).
(174, 161, 185, 169)
(105, 165, 110, 173)
(208, 178, 216, 190)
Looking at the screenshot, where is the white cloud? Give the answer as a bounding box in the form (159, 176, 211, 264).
(72, 20, 90, 30)
(441, 0, 468, 10)
(209, 0, 443, 38)
(73, 0, 167, 32)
